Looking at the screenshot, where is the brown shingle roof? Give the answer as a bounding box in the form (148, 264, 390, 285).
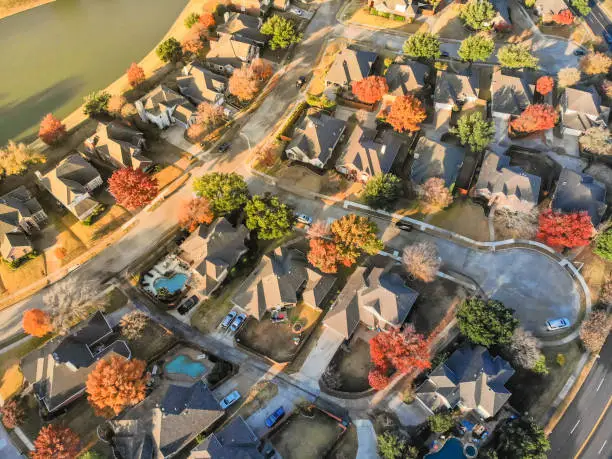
(326, 48, 378, 87)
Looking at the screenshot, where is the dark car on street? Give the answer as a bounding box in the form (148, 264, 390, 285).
(178, 295, 199, 315)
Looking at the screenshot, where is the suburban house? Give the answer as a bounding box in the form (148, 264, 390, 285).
(384, 61, 430, 100)
(370, 0, 418, 20)
(285, 113, 347, 168)
(552, 168, 607, 226)
(535, 0, 569, 19)
(0, 186, 47, 262)
(84, 121, 152, 170)
(20, 311, 131, 414)
(434, 70, 481, 111)
(416, 345, 515, 419)
(232, 247, 336, 320)
(490, 70, 534, 121)
(491, 0, 512, 31)
(135, 85, 198, 130)
(206, 13, 267, 74)
(325, 48, 378, 89)
(335, 125, 404, 182)
(474, 150, 542, 212)
(189, 415, 266, 458)
(559, 86, 610, 137)
(226, 0, 271, 16)
(109, 380, 224, 458)
(411, 137, 466, 187)
(178, 218, 250, 296)
(178, 63, 228, 106)
(35, 154, 103, 221)
(324, 262, 419, 340)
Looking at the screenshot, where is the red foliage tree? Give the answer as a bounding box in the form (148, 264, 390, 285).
(22, 309, 52, 337)
(86, 356, 148, 416)
(108, 168, 158, 210)
(126, 63, 145, 88)
(178, 197, 214, 232)
(251, 58, 274, 80)
(368, 327, 431, 390)
(510, 104, 558, 133)
(199, 11, 216, 29)
(552, 8, 574, 25)
(0, 398, 25, 429)
(368, 368, 391, 390)
(351, 76, 389, 104)
(386, 94, 427, 132)
(537, 210, 594, 248)
(32, 425, 80, 459)
(535, 76, 554, 95)
(38, 113, 66, 145)
(307, 238, 341, 273)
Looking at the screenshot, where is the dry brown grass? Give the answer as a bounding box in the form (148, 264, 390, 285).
(0, 364, 23, 401)
(348, 7, 428, 33)
(308, 39, 348, 96)
(61, 205, 131, 247)
(153, 165, 183, 191)
(0, 0, 53, 19)
(431, 4, 470, 40)
(237, 381, 279, 419)
(0, 255, 46, 294)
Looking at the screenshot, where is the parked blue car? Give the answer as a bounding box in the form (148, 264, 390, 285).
(265, 406, 285, 428)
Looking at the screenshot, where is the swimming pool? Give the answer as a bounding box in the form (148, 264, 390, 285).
(153, 273, 188, 294)
(425, 438, 467, 459)
(165, 355, 206, 378)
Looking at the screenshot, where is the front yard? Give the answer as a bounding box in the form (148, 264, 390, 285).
(326, 336, 371, 393)
(347, 7, 427, 34)
(426, 198, 490, 242)
(237, 303, 322, 363)
(269, 407, 346, 459)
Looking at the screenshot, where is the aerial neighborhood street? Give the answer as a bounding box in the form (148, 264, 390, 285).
(0, 0, 610, 457)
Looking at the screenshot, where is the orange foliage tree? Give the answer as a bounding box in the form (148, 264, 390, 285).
(552, 9, 574, 25)
(307, 238, 343, 273)
(0, 398, 25, 429)
(537, 210, 594, 248)
(38, 113, 66, 145)
(368, 327, 431, 390)
(199, 11, 216, 29)
(178, 197, 214, 232)
(535, 76, 554, 95)
(229, 65, 261, 101)
(54, 246, 67, 260)
(126, 63, 145, 88)
(22, 309, 52, 337)
(108, 168, 158, 210)
(386, 94, 427, 132)
(330, 214, 383, 267)
(251, 58, 274, 80)
(32, 425, 80, 459)
(86, 356, 148, 416)
(351, 76, 389, 104)
(510, 104, 558, 133)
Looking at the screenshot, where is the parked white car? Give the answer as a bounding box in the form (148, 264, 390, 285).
(546, 318, 570, 331)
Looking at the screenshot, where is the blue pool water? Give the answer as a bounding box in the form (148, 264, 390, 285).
(166, 355, 206, 378)
(153, 273, 187, 294)
(425, 438, 467, 459)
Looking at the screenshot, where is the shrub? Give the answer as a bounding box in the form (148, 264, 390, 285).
(38, 113, 66, 145)
(532, 355, 549, 375)
(83, 91, 110, 116)
(185, 12, 200, 28)
(0, 398, 25, 429)
(594, 230, 612, 260)
(556, 353, 566, 366)
(156, 37, 183, 63)
(429, 412, 454, 433)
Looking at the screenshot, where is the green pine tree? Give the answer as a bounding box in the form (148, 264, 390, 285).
(261, 15, 302, 50)
(458, 34, 495, 62)
(450, 111, 495, 152)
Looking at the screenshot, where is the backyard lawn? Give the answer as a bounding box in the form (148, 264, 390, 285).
(237, 303, 321, 362)
(328, 337, 371, 393)
(506, 340, 584, 423)
(269, 409, 346, 459)
(0, 254, 46, 294)
(348, 7, 427, 33)
(127, 320, 176, 363)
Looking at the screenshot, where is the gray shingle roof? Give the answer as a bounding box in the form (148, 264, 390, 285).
(491, 71, 534, 116)
(90, 121, 150, 169)
(326, 48, 378, 87)
(286, 113, 346, 165)
(411, 137, 465, 187)
(434, 71, 480, 106)
(552, 168, 607, 226)
(190, 416, 264, 459)
(177, 64, 228, 105)
(385, 62, 429, 97)
(417, 345, 515, 417)
(338, 126, 404, 177)
(475, 151, 541, 206)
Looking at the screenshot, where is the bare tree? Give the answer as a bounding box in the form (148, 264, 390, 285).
(44, 277, 102, 335)
(306, 221, 329, 239)
(120, 311, 149, 340)
(508, 327, 543, 369)
(600, 277, 612, 307)
(493, 208, 538, 240)
(402, 241, 441, 283)
(580, 310, 612, 354)
(416, 178, 453, 213)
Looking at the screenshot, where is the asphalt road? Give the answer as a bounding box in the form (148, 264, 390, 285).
(584, 3, 612, 38)
(548, 335, 612, 458)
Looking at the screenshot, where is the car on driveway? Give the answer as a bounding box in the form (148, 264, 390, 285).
(221, 310, 237, 328)
(219, 390, 241, 409)
(178, 295, 199, 315)
(265, 406, 285, 428)
(546, 317, 570, 331)
(296, 213, 313, 225)
(230, 313, 247, 332)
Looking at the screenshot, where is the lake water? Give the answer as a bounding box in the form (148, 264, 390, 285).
(0, 0, 188, 144)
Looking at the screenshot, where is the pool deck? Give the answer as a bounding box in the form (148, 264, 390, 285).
(142, 254, 191, 296)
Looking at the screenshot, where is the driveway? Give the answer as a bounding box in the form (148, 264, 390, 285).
(297, 326, 345, 392)
(387, 394, 431, 427)
(160, 125, 201, 156)
(355, 419, 378, 459)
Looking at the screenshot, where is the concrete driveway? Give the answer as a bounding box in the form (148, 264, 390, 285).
(387, 395, 430, 427)
(355, 419, 378, 459)
(297, 327, 345, 392)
